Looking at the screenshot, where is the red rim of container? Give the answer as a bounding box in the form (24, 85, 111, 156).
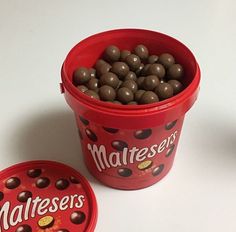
(61, 28, 200, 117)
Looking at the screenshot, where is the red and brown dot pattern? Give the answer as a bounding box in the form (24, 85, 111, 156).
(76, 113, 183, 189)
(0, 162, 93, 231)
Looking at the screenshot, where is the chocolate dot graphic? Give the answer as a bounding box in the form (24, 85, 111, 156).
(27, 169, 42, 178)
(79, 116, 89, 125)
(134, 129, 152, 139)
(137, 160, 153, 170)
(5, 177, 21, 189)
(85, 128, 97, 142)
(70, 211, 86, 224)
(57, 230, 69, 232)
(111, 140, 128, 151)
(103, 127, 119, 133)
(16, 224, 32, 232)
(17, 191, 32, 202)
(70, 176, 80, 184)
(36, 177, 50, 188)
(165, 120, 177, 130)
(0, 192, 3, 201)
(78, 129, 83, 140)
(38, 215, 54, 229)
(166, 144, 175, 157)
(152, 164, 164, 176)
(117, 168, 132, 177)
(55, 179, 70, 190)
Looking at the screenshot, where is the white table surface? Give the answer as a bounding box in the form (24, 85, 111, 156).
(0, 1, 236, 231)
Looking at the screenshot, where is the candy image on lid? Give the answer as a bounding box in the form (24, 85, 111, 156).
(0, 161, 97, 232)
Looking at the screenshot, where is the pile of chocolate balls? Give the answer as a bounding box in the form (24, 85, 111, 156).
(73, 44, 184, 105)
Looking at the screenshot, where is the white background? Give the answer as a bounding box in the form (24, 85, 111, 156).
(0, 0, 236, 231)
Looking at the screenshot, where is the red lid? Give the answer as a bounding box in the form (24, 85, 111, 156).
(0, 160, 97, 232)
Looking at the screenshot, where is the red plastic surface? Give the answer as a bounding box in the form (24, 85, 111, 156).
(0, 161, 97, 232)
(77, 114, 184, 190)
(61, 29, 200, 189)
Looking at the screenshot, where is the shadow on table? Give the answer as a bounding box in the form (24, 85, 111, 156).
(9, 108, 100, 186)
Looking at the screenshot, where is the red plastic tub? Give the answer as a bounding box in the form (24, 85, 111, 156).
(61, 29, 200, 190)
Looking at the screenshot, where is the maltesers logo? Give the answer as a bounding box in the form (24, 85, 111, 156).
(88, 130, 178, 172)
(0, 194, 85, 231)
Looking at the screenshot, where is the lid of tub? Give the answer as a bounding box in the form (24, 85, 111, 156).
(0, 160, 97, 232)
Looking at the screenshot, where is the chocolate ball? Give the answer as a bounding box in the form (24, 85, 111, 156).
(134, 90, 145, 102)
(116, 80, 123, 89)
(111, 62, 129, 78)
(148, 55, 158, 64)
(127, 101, 138, 105)
(77, 85, 88, 93)
(17, 191, 32, 202)
(134, 44, 149, 60)
(55, 179, 70, 190)
(120, 50, 131, 61)
(27, 169, 42, 178)
(36, 177, 50, 188)
(167, 64, 184, 80)
(158, 53, 175, 68)
(139, 91, 159, 104)
(5, 177, 21, 189)
(99, 85, 116, 101)
(168, 80, 183, 94)
(113, 100, 123, 105)
(112, 140, 128, 151)
(124, 71, 137, 81)
(117, 87, 134, 104)
(73, 67, 90, 85)
(117, 168, 132, 177)
(85, 128, 97, 142)
(96, 62, 111, 77)
(94, 59, 107, 69)
(155, 83, 174, 99)
(103, 127, 119, 133)
(84, 90, 100, 100)
(16, 225, 32, 232)
(141, 64, 152, 76)
(125, 54, 141, 71)
(143, 75, 160, 90)
(148, 63, 165, 78)
(104, 45, 120, 62)
(166, 144, 175, 157)
(137, 76, 145, 88)
(121, 80, 138, 93)
(88, 68, 96, 78)
(86, 78, 99, 92)
(100, 72, 119, 88)
(135, 63, 144, 75)
(152, 164, 164, 176)
(70, 176, 80, 184)
(70, 211, 86, 224)
(134, 129, 152, 139)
